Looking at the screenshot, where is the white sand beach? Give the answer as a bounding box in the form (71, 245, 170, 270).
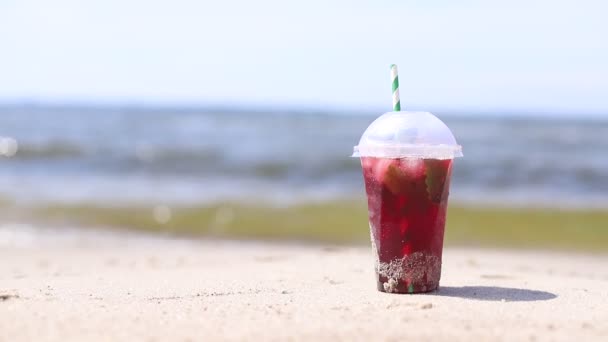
(1, 225, 607, 341)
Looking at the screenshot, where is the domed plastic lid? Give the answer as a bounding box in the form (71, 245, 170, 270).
(353, 111, 462, 159)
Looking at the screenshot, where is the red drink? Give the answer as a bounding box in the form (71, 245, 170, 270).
(353, 110, 461, 293)
(361, 157, 453, 293)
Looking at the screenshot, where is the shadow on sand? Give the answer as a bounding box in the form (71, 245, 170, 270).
(432, 286, 557, 302)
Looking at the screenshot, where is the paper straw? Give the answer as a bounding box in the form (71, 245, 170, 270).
(390, 64, 401, 111)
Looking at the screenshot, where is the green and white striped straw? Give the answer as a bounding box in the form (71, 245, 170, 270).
(390, 64, 401, 111)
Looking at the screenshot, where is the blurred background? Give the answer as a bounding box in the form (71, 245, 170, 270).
(0, 0, 607, 250)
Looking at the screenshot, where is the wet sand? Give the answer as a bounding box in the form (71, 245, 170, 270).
(1, 226, 607, 341)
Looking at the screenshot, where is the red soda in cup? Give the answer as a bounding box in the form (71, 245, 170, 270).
(353, 111, 462, 293)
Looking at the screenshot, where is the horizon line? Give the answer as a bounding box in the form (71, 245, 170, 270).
(0, 98, 606, 118)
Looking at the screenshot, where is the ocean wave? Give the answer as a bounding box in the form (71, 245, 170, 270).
(5, 139, 608, 193)
(10, 142, 85, 159)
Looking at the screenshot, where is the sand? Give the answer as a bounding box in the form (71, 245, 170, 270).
(1, 225, 607, 341)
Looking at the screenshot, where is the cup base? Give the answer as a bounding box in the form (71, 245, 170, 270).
(376, 279, 439, 294)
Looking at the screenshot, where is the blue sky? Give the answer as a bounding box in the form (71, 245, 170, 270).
(0, 0, 607, 113)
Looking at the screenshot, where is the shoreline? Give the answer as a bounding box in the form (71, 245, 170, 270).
(4, 191, 608, 212)
(1, 200, 605, 252)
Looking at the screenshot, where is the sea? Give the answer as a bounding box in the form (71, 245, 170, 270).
(0, 105, 607, 208)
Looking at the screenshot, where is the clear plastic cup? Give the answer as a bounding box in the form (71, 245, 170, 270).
(353, 111, 462, 293)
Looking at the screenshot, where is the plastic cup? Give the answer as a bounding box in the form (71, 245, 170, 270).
(353, 111, 462, 294)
